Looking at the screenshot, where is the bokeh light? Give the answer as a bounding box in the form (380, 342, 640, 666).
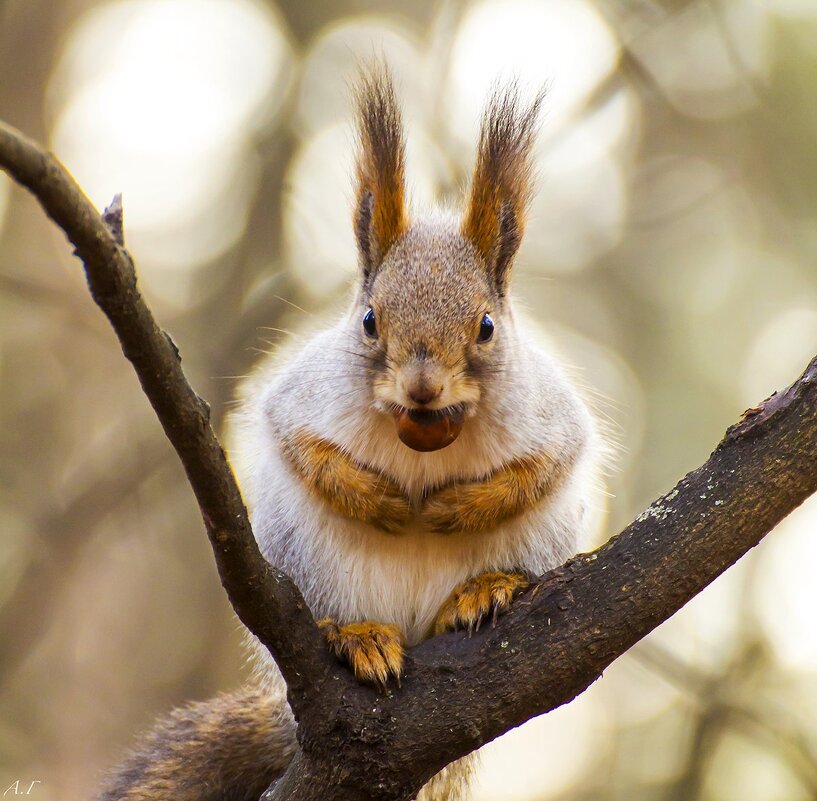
(741, 307, 817, 404)
(0, 174, 9, 237)
(48, 0, 293, 302)
(296, 18, 425, 137)
(755, 495, 817, 671)
(474, 687, 611, 801)
(448, 0, 620, 136)
(630, 2, 770, 118)
(522, 87, 636, 273)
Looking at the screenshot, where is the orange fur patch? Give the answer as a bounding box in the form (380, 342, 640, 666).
(420, 449, 562, 534)
(281, 428, 412, 533)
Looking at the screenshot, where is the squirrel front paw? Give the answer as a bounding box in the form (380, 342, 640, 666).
(433, 571, 529, 636)
(318, 619, 405, 690)
(370, 481, 413, 533)
(420, 483, 496, 534)
(281, 429, 412, 534)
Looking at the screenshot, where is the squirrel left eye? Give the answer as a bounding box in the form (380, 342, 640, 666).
(477, 313, 494, 343)
(363, 307, 378, 338)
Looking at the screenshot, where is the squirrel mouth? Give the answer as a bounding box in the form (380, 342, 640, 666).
(391, 404, 466, 452)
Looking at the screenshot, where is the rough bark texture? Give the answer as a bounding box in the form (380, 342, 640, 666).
(2, 120, 816, 801)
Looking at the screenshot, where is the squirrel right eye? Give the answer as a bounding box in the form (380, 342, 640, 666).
(363, 308, 378, 338)
(478, 313, 494, 343)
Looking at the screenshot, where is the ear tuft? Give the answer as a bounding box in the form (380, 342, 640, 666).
(462, 84, 543, 294)
(353, 64, 409, 282)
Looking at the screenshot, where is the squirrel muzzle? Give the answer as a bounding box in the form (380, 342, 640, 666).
(391, 358, 466, 451)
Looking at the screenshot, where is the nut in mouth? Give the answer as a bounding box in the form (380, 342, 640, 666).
(391, 404, 466, 452)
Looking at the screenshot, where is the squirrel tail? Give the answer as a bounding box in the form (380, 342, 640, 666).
(97, 686, 296, 801)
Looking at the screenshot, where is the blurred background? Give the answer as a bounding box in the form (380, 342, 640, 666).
(1, 0, 816, 798)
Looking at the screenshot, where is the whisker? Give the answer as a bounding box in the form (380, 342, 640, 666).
(273, 295, 313, 316)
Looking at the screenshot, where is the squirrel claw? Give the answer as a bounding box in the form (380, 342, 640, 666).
(318, 619, 405, 690)
(433, 571, 529, 637)
(469, 613, 486, 638)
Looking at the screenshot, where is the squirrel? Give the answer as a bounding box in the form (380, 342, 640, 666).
(98, 67, 604, 801)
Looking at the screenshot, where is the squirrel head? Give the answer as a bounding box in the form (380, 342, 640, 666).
(351, 67, 542, 450)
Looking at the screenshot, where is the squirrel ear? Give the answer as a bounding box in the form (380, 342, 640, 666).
(462, 85, 543, 296)
(353, 65, 409, 284)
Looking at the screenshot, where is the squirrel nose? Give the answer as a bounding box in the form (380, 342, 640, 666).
(407, 382, 442, 406)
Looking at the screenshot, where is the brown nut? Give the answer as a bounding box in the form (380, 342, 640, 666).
(394, 407, 464, 452)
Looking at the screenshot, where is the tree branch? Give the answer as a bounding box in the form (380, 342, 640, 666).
(2, 120, 816, 801)
(0, 120, 332, 721)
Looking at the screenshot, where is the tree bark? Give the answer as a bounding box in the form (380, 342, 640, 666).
(2, 119, 816, 801)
